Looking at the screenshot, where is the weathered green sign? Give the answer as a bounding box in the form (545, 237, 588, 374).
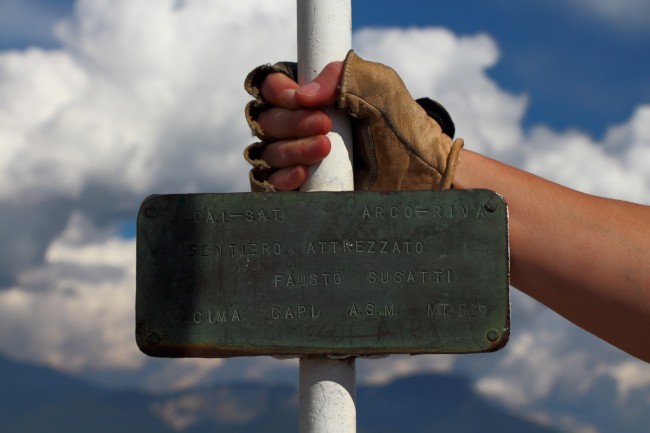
(136, 190, 509, 357)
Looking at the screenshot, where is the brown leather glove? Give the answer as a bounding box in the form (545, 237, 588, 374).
(338, 50, 464, 190)
(243, 61, 298, 192)
(243, 50, 464, 192)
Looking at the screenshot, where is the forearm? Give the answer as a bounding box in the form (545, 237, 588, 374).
(454, 149, 650, 361)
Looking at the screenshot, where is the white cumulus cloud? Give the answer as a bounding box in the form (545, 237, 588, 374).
(0, 213, 142, 371)
(0, 0, 296, 283)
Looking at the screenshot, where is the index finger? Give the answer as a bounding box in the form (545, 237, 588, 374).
(260, 72, 302, 110)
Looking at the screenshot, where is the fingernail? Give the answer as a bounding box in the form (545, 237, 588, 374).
(297, 81, 320, 97)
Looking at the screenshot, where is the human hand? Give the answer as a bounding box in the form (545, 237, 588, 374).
(244, 62, 343, 191)
(244, 51, 464, 192)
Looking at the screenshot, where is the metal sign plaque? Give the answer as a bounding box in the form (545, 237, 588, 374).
(136, 190, 509, 357)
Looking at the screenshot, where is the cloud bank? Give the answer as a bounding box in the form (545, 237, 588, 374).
(0, 1, 649, 431)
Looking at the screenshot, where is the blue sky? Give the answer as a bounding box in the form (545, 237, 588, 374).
(355, 0, 650, 138)
(1, 2, 649, 432)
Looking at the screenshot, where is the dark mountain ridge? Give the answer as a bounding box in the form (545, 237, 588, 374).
(0, 354, 560, 433)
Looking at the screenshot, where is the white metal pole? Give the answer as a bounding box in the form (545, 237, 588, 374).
(296, 1, 356, 432)
(300, 357, 356, 433)
(297, 0, 354, 193)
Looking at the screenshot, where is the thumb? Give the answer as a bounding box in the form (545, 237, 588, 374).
(295, 61, 343, 107)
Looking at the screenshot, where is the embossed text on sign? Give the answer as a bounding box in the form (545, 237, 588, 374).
(136, 190, 510, 357)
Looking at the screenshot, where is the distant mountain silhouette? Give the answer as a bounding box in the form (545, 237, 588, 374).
(0, 355, 173, 433)
(357, 375, 555, 433)
(0, 354, 561, 433)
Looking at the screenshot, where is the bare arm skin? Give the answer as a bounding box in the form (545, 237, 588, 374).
(455, 150, 650, 361)
(252, 63, 650, 361)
